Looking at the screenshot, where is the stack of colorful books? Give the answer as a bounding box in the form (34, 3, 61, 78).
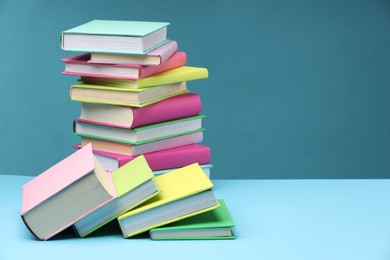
(20, 20, 235, 241)
(61, 20, 213, 178)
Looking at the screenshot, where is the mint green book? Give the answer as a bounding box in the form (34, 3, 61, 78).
(149, 199, 235, 240)
(61, 20, 170, 54)
(73, 155, 160, 237)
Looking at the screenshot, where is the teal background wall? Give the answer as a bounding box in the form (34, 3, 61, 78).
(1, 0, 389, 178)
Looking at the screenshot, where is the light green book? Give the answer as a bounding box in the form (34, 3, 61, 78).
(149, 199, 235, 240)
(74, 115, 204, 145)
(61, 20, 170, 54)
(70, 82, 188, 107)
(72, 155, 160, 237)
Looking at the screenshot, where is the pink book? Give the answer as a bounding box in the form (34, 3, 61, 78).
(89, 40, 178, 65)
(73, 144, 211, 171)
(77, 93, 202, 129)
(61, 51, 186, 79)
(21, 144, 115, 240)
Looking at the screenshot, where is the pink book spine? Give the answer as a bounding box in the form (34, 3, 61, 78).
(80, 144, 211, 171)
(138, 51, 186, 78)
(131, 93, 202, 128)
(148, 40, 178, 64)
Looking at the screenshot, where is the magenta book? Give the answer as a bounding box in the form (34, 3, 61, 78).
(77, 93, 202, 129)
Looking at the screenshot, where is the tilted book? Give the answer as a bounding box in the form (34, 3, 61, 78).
(77, 93, 202, 129)
(70, 82, 188, 107)
(61, 20, 170, 54)
(89, 40, 178, 65)
(73, 156, 160, 237)
(73, 143, 211, 172)
(21, 144, 115, 240)
(117, 163, 219, 238)
(62, 51, 186, 80)
(153, 164, 213, 179)
(149, 199, 235, 240)
(80, 66, 208, 89)
(80, 131, 203, 156)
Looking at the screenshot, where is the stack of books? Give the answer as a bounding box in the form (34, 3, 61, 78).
(61, 20, 213, 178)
(20, 20, 236, 241)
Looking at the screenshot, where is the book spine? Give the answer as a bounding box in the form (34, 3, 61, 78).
(131, 93, 201, 128)
(118, 145, 211, 170)
(139, 51, 186, 79)
(148, 41, 178, 64)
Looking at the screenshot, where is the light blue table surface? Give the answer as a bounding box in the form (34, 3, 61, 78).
(1, 175, 390, 260)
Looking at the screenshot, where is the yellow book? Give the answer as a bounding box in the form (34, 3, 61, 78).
(117, 163, 219, 238)
(80, 66, 208, 89)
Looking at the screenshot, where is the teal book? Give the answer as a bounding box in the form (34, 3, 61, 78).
(61, 20, 170, 54)
(149, 199, 235, 240)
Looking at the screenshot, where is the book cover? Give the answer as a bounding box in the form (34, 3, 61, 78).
(149, 199, 235, 240)
(77, 93, 202, 129)
(61, 20, 170, 54)
(80, 66, 208, 89)
(73, 156, 160, 237)
(62, 51, 186, 79)
(89, 40, 178, 65)
(73, 143, 211, 171)
(21, 144, 115, 240)
(117, 163, 219, 238)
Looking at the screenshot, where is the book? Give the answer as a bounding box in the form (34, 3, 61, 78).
(117, 163, 219, 238)
(149, 199, 234, 240)
(80, 131, 203, 156)
(154, 164, 213, 178)
(21, 144, 115, 240)
(73, 156, 160, 237)
(89, 40, 178, 65)
(62, 52, 186, 80)
(80, 66, 208, 89)
(61, 20, 170, 54)
(70, 82, 188, 107)
(73, 143, 211, 172)
(77, 93, 202, 129)
(74, 115, 204, 144)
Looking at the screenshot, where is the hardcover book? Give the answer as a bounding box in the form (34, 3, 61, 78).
(73, 143, 211, 172)
(61, 20, 170, 54)
(80, 66, 208, 89)
(70, 82, 188, 107)
(77, 93, 202, 129)
(73, 156, 160, 237)
(80, 131, 204, 156)
(89, 40, 178, 65)
(21, 144, 115, 240)
(149, 199, 235, 240)
(62, 52, 186, 79)
(74, 115, 203, 144)
(117, 163, 219, 238)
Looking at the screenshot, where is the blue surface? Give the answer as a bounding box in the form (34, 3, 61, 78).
(2, 175, 390, 260)
(1, 0, 390, 179)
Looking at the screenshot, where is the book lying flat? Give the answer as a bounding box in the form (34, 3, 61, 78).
(62, 52, 186, 80)
(80, 131, 203, 156)
(77, 93, 202, 129)
(80, 66, 208, 89)
(117, 163, 219, 238)
(73, 143, 211, 172)
(153, 164, 213, 179)
(149, 199, 234, 240)
(73, 156, 160, 237)
(70, 82, 188, 107)
(89, 40, 178, 65)
(61, 20, 170, 54)
(74, 115, 203, 144)
(21, 144, 115, 240)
